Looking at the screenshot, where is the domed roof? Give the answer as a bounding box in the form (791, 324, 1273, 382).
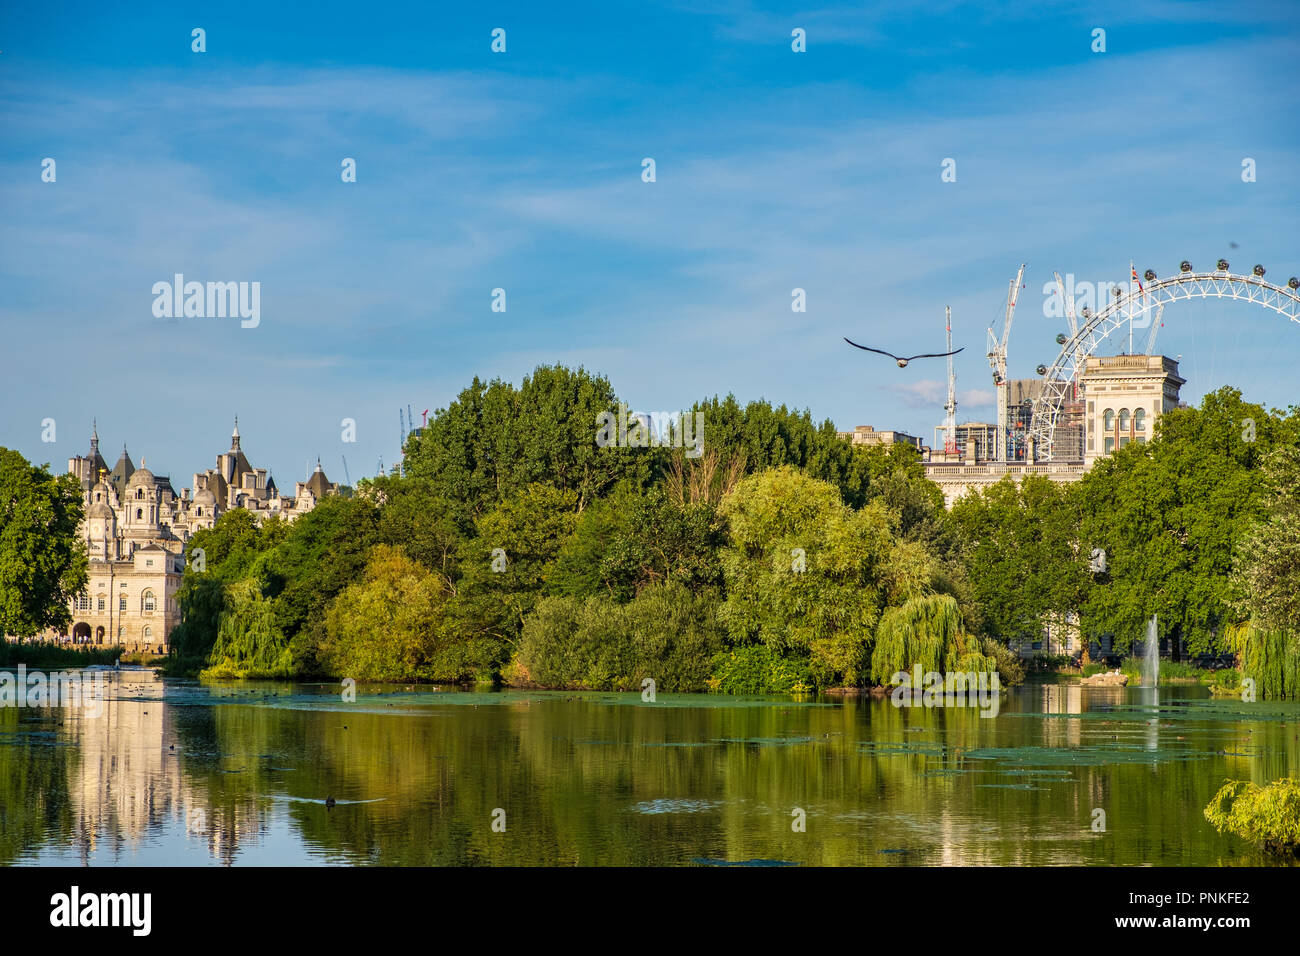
(128, 465, 155, 487)
(87, 498, 115, 520)
(194, 487, 218, 506)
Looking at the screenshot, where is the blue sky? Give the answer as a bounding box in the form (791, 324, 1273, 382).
(2, 0, 1298, 488)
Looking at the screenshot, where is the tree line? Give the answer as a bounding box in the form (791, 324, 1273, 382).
(3, 366, 1296, 696)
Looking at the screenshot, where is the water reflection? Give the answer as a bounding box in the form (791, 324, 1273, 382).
(1, 668, 1296, 866)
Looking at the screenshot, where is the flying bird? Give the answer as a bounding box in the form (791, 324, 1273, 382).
(843, 338, 964, 368)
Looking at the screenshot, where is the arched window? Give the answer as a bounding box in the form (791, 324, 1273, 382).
(144, 626, 152, 640)
(142, 591, 156, 612)
(1118, 408, 1130, 433)
(1103, 409, 1115, 431)
(1134, 408, 1146, 432)
(196, 507, 203, 516)
(136, 508, 143, 519)
(95, 492, 101, 502)
(136, 488, 143, 499)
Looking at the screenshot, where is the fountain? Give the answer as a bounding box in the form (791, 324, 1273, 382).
(1144, 614, 1159, 688)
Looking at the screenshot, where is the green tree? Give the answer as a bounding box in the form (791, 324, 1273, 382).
(0, 448, 87, 638)
(202, 579, 294, 679)
(368, 475, 468, 588)
(443, 484, 581, 669)
(951, 474, 1086, 643)
(718, 466, 928, 687)
(1076, 388, 1285, 656)
(261, 495, 381, 673)
(869, 594, 995, 684)
(546, 484, 725, 601)
(1232, 444, 1300, 631)
(404, 365, 649, 517)
(320, 545, 461, 682)
(692, 395, 928, 508)
(167, 510, 289, 675)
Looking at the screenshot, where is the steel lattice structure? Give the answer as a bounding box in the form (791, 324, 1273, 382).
(1028, 270, 1300, 461)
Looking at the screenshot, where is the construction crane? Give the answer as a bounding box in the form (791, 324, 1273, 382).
(986, 263, 1026, 462)
(1145, 303, 1164, 355)
(1053, 271, 1088, 383)
(341, 455, 352, 487)
(942, 306, 958, 455)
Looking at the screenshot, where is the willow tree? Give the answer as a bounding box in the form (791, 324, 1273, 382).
(203, 579, 293, 679)
(869, 593, 1001, 685)
(1227, 622, 1300, 700)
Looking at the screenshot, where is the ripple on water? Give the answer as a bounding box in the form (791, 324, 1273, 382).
(692, 858, 799, 867)
(962, 745, 1202, 767)
(632, 798, 722, 815)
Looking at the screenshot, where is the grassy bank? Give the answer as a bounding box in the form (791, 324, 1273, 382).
(0, 642, 124, 668)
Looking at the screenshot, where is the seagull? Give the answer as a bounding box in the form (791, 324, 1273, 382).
(843, 338, 964, 368)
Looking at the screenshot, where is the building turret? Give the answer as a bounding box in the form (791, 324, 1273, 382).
(108, 444, 136, 499)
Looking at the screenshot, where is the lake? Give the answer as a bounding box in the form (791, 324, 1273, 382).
(2, 667, 1296, 866)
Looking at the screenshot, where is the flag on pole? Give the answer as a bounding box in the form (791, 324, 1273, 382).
(1130, 262, 1144, 294)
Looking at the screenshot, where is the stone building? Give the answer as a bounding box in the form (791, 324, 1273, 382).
(1081, 354, 1186, 469)
(923, 354, 1185, 507)
(836, 425, 924, 451)
(23, 420, 340, 652)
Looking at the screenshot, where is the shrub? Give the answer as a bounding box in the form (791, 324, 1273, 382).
(1204, 778, 1300, 853)
(318, 545, 459, 682)
(977, 638, 1025, 686)
(516, 583, 724, 691)
(707, 644, 813, 695)
(1212, 667, 1241, 689)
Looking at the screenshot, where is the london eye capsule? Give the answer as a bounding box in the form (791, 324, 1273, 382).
(1217, 258, 1230, 272)
(1253, 264, 1265, 277)
(1180, 260, 1193, 273)
(1290, 277, 1299, 290)
(1056, 333, 1068, 345)
(1144, 269, 1156, 282)
(1036, 364, 1048, 376)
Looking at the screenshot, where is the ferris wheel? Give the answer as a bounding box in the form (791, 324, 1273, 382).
(1027, 261, 1300, 461)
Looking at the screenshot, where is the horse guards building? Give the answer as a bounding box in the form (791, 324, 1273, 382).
(22, 419, 339, 654)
